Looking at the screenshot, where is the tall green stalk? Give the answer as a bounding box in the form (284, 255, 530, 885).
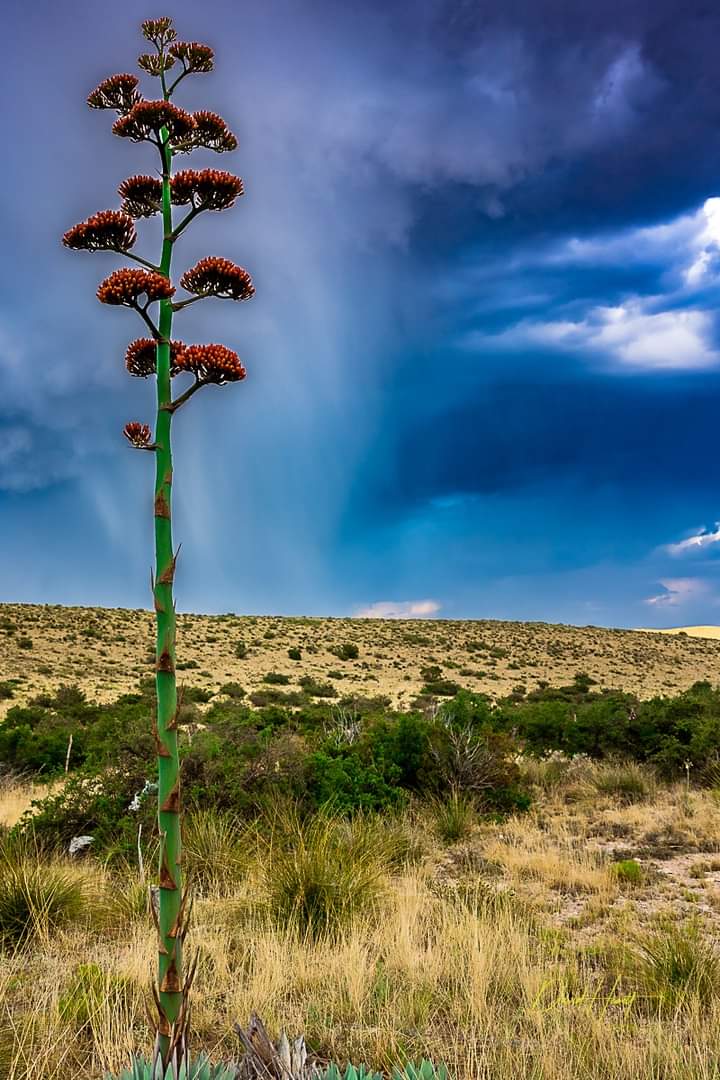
(63, 16, 253, 1067)
(153, 123, 182, 1050)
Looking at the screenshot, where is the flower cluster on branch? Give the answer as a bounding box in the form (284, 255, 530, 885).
(180, 256, 254, 300)
(87, 73, 142, 114)
(123, 421, 153, 447)
(174, 111, 237, 154)
(173, 343, 246, 383)
(137, 51, 176, 76)
(126, 338, 187, 377)
(63, 210, 137, 252)
(113, 100, 195, 145)
(171, 169, 244, 211)
(97, 268, 174, 306)
(141, 17, 176, 47)
(169, 41, 214, 73)
(119, 175, 163, 218)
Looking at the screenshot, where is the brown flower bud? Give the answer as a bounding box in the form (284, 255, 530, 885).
(174, 111, 237, 154)
(113, 100, 195, 144)
(126, 338, 187, 378)
(118, 175, 163, 218)
(123, 421, 153, 447)
(141, 17, 176, 46)
(170, 169, 244, 211)
(87, 74, 142, 114)
(63, 210, 137, 253)
(97, 269, 175, 306)
(180, 257, 254, 301)
(168, 41, 214, 73)
(174, 343, 246, 384)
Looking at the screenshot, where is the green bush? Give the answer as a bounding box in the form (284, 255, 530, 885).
(611, 859, 644, 886)
(299, 676, 338, 698)
(331, 642, 359, 661)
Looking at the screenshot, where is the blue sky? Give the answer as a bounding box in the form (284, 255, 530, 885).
(3, 0, 720, 627)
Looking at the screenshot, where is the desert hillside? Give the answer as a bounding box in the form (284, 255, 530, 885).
(2, 602, 720, 717)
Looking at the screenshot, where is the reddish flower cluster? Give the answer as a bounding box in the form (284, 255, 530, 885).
(137, 52, 176, 76)
(97, 269, 175, 306)
(141, 17, 176, 47)
(63, 210, 137, 252)
(174, 111, 237, 153)
(125, 338, 187, 378)
(113, 100, 195, 144)
(169, 41, 214, 73)
(123, 421, 153, 447)
(118, 175, 163, 218)
(170, 169, 244, 211)
(87, 73, 141, 114)
(174, 343, 246, 384)
(180, 257, 254, 301)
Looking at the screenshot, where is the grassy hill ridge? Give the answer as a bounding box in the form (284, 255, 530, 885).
(2, 602, 720, 717)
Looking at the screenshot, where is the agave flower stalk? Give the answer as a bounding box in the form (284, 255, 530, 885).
(63, 15, 253, 1066)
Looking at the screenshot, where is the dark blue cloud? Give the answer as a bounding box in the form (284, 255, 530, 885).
(3, 0, 720, 626)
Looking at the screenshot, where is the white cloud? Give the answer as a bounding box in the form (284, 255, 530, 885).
(664, 524, 720, 556)
(684, 198, 720, 285)
(494, 299, 719, 370)
(353, 599, 441, 619)
(644, 577, 710, 607)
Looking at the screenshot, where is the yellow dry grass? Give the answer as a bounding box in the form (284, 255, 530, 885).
(0, 778, 58, 829)
(4, 778, 720, 1078)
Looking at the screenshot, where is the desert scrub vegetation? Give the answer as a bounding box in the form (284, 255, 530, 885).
(9, 675, 720, 863)
(4, 801, 720, 1078)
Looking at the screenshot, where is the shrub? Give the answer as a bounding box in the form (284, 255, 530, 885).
(18, 765, 154, 861)
(331, 642, 359, 661)
(262, 672, 291, 685)
(288, 647, 302, 661)
(421, 679, 460, 697)
(218, 682, 245, 699)
(234, 642, 249, 659)
(299, 677, 338, 698)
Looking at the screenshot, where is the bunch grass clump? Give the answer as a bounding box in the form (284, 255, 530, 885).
(0, 846, 92, 945)
(624, 922, 720, 1012)
(262, 808, 394, 937)
(590, 760, 656, 804)
(428, 789, 477, 844)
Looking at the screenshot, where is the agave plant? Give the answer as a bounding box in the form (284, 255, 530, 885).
(106, 1047, 238, 1080)
(392, 1065, 449, 1080)
(316, 1067, 382, 1080)
(63, 13, 253, 1069)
